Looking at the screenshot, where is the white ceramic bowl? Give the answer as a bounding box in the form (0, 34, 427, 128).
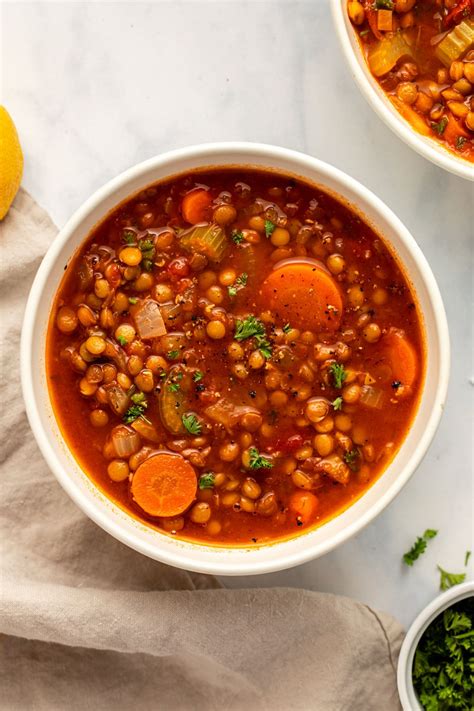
(397, 580, 474, 710)
(21, 142, 450, 575)
(332, 1, 474, 182)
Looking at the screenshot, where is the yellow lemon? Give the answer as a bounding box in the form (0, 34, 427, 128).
(0, 106, 24, 220)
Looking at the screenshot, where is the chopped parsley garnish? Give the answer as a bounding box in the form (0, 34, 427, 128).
(122, 229, 136, 244)
(403, 529, 438, 566)
(235, 315, 265, 341)
(193, 371, 204, 382)
(199, 472, 215, 489)
(231, 229, 244, 244)
(168, 382, 181, 393)
(432, 117, 448, 136)
(465, 550, 471, 566)
(282, 323, 291, 334)
(249, 447, 273, 470)
(237, 272, 248, 286)
(264, 220, 275, 238)
(438, 565, 466, 591)
(413, 597, 474, 710)
(375, 0, 393, 8)
(139, 239, 155, 252)
(228, 285, 237, 298)
(167, 350, 180, 360)
(128, 297, 138, 305)
(329, 362, 347, 389)
(123, 394, 148, 423)
(142, 258, 154, 272)
(117, 335, 128, 347)
(228, 272, 248, 298)
(182, 413, 202, 435)
(456, 136, 467, 150)
(332, 397, 343, 411)
(343, 448, 361, 472)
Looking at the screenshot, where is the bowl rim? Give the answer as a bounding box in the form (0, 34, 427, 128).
(331, 1, 474, 182)
(397, 580, 474, 710)
(20, 141, 450, 575)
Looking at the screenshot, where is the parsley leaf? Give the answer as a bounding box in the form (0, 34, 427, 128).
(168, 382, 181, 393)
(122, 229, 137, 244)
(282, 323, 291, 334)
(456, 136, 467, 150)
(413, 597, 474, 710)
(237, 272, 248, 286)
(228, 285, 237, 298)
(329, 362, 347, 389)
(193, 371, 204, 382)
(235, 315, 265, 341)
(139, 239, 155, 252)
(117, 335, 128, 347)
(375, 0, 393, 8)
(332, 396, 343, 411)
(182, 413, 202, 435)
(403, 529, 438, 566)
(199, 472, 215, 489)
(438, 566, 466, 591)
(228, 273, 248, 298)
(249, 447, 273, 469)
(432, 117, 448, 136)
(167, 350, 180, 360)
(465, 550, 471, 567)
(343, 448, 360, 472)
(264, 220, 275, 238)
(128, 297, 138, 305)
(231, 229, 244, 244)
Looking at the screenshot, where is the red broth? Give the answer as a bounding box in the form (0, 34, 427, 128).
(47, 168, 425, 545)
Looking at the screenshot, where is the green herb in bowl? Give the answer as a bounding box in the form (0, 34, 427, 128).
(412, 596, 474, 710)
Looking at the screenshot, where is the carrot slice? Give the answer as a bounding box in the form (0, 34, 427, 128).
(260, 262, 343, 331)
(181, 189, 213, 225)
(131, 452, 197, 517)
(383, 328, 418, 387)
(289, 491, 319, 526)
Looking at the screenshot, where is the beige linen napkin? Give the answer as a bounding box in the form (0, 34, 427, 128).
(0, 190, 403, 711)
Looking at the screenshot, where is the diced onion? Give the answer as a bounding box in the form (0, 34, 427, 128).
(360, 385, 385, 410)
(133, 299, 167, 340)
(204, 398, 260, 434)
(106, 384, 130, 415)
(111, 425, 141, 457)
(131, 417, 160, 443)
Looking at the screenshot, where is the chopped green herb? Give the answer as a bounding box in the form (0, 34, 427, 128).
(465, 550, 471, 567)
(182, 413, 202, 435)
(122, 229, 136, 244)
(128, 297, 138, 305)
(332, 396, 343, 411)
(375, 0, 394, 8)
(258, 339, 273, 359)
(329, 362, 347, 389)
(123, 404, 146, 423)
(231, 229, 244, 244)
(432, 117, 448, 136)
(139, 239, 155, 252)
(168, 382, 181, 393)
(237, 272, 248, 286)
(264, 220, 275, 238)
(117, 335, 128, 347)
(167, 350, 180, 360)
(235, 315, 266, 341)
(359, 29, 370, 36)
(249, 447, 273, 470)
(228, 286, 237, 298)
(193, 371, 204, 382)
(438, 565, 466, 591)
(142, 258, 154, 272)
(456, 136, 467, 150)
(228, 272, 249, 298)
(413, 597, 474, 710)
(198, 472, 215, 489)
(403, 529, 438, 566)
(343, 448, 360, 472)
(282, 323, 292, 334)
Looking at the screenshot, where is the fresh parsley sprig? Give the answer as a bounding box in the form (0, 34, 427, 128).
(182, 413, 202, 435)
(329, 362, 347, 389)
(249, 447, 273, 470)
(403, 529, 438, 566)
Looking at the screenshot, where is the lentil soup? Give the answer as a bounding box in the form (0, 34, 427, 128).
(347, 0, 474, 162)
(47, 169, 425, 546)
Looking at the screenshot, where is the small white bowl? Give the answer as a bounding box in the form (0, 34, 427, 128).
(398, 580, 474, 710)
(20, 142, 450, 575)
(332, 1, 474, 182)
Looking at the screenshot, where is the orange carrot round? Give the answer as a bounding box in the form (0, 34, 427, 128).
(260, 262, 343, 331)
(131, 452, 197, 517)
(288, 491, 319, 525)
(383, 328, 418, 387)
(181, 189, 213, 225)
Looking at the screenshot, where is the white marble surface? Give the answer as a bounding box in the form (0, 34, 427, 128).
(3, 0, 472, 627)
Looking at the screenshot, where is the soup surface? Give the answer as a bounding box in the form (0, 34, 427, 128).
(347, 0, 474, 162)
(47, 168, 424, 546)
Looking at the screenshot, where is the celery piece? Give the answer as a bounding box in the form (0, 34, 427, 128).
(436, 19, 474, 67)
